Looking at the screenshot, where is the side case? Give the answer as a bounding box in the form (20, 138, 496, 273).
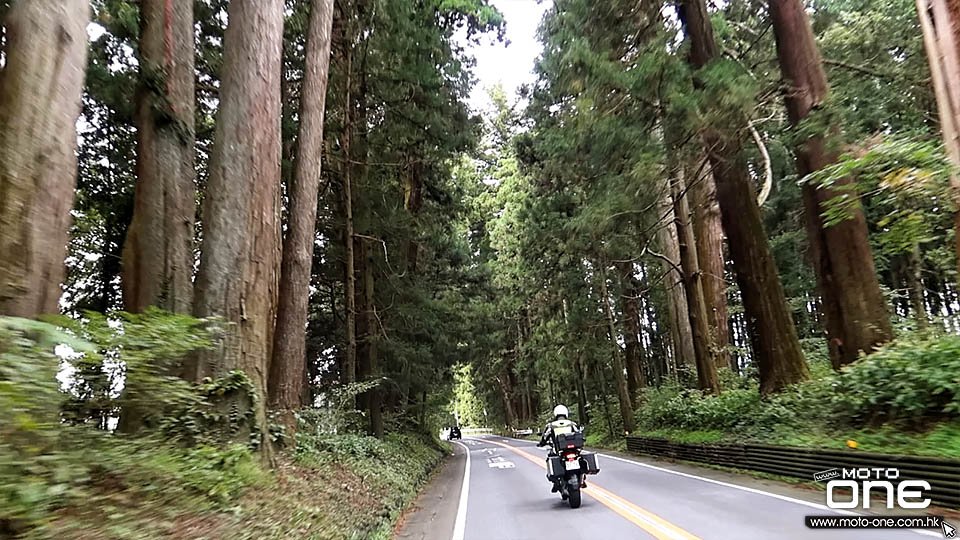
(547, 456, 565, 478)
(580, 452, 600, 474)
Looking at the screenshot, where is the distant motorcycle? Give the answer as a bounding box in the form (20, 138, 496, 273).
(450, 426, 462, 440)
(542, 431, 600, 508)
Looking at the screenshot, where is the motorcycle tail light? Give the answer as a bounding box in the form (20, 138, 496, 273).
(566, 444, 575, 448)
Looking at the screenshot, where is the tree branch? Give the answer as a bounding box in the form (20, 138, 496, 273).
(749, 122, 773, 207)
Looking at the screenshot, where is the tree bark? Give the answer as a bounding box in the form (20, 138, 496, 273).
(122, 0, 196, 315)
(691, 162, 732, 371)
(768, 0, 893, 368)
(498, 371, 516, 428)
(916, 0, 960, 281)
(361, 239, 382, 438)
(269, 0, 335, 415)
(615, 261, 646, 397)
(641, 290, 668, 385)
(191, 0, 284, 453)
(404, 159, 424, 272)
(341, 48, 358, 407)
(0, 0, 89, 318)
(671, 168, 720, 394)
(574, 352, 589, 425)
(905, 246, 928, 330)
(656, 185, 696, 372)
(597, 261, 636, 433)
(678, 0, 809, 393)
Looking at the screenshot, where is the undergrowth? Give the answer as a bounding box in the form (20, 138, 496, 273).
(627, 335, 960, 458)
(1, 313, 447, 539)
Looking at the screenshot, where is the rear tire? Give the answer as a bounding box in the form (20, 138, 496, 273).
(568, 488, 581, 508)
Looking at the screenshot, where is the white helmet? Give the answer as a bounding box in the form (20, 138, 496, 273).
(553, 404, 569, 419)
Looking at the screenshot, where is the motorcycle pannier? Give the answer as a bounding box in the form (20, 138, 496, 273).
(546, 455, 565, 478)
(555, 431, 584, 449)
(579, 452, 600, 474)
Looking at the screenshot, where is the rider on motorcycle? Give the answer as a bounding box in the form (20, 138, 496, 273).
(537, 404, 580, 452)
(537, 405, 585, 491)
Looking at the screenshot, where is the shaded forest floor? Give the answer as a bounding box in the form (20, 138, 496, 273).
(17, 434, 446, 540)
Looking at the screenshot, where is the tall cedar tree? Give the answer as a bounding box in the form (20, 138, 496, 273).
(191, 0, 284, 451)
(338, 7, 359, 406)
(671, 165, 720, 394)
(677, 0, 809, 393)
(269, 0, 335, 415)
(615, 261, 646, 396)
(691, 166, 731, 371)
(657, 181, 696, 371)
(0, 0, 89, 318)
(768, 0, 893, 368)
(598, 260, 636, 433)
(916, 0, 960, 280)
(122, 0, 196, 314)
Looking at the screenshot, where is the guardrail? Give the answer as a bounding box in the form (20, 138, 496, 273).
(513, 428, 534, 436)
(625, 436, 960, 508)
(461, 427, 492, 434)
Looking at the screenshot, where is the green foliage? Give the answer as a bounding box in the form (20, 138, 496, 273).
(834, 335, 960, 422)
(627, 335, 960, 457)
(50, 309, 217, 426)
(0, 318, 94, 532)
(293, 416, 447, 539)
(450, 364, 486, 427)
(0, 312, 263, 534)
(804, 137, 954, 232)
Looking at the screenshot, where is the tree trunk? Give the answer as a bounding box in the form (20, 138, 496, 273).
(615, 261, 646, 397)
(191, 0, 284, 453)
(656, 185, 696, 372)
(362, 239, 382, 438)
(768, 0, 893, 368)
(574, 352, 589, 425)
(122, 0, 196, 315)
(269, 0, 334, 416)
(671, 168, 720, 394)
(905, 245, 928, 330)
(498, 371, 516, 428)
(597, 261, 636, 433)
(592, 354, 615, 436)
(404, 159, 424, 272)
(678, 0, 809, 393)
(341, 48, 358, 407)
(641, 288, 668, 385)
(916, 0, 960, 281)
(355, 237, 369, 414)
(691, 162, 731, 371)
(0, 0, 89, 318)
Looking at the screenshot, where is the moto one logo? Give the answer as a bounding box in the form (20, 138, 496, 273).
(824, 468, 931, 509)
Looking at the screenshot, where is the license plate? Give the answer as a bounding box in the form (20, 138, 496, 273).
(564, 460, 580, 471)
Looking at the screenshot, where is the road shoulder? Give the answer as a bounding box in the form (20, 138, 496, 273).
(394, 441, 466, 540)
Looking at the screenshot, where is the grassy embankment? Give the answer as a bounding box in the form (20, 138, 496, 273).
(1, 314, 448, 540)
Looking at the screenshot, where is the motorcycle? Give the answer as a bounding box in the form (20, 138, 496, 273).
(541, 431, 600, 508)
(449, 426, 462, 440)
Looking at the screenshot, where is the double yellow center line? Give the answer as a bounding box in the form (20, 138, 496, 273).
(483, 438, 701, 540)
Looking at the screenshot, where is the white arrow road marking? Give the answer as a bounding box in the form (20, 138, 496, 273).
(451, 440, 470, 540)
(486, 456, 515, 469)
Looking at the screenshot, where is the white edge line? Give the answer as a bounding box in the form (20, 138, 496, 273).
(597, 452, 941, 538)
(451, 440, 471, 540)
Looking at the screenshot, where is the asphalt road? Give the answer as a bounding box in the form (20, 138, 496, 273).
(396, 435, 947, 540)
